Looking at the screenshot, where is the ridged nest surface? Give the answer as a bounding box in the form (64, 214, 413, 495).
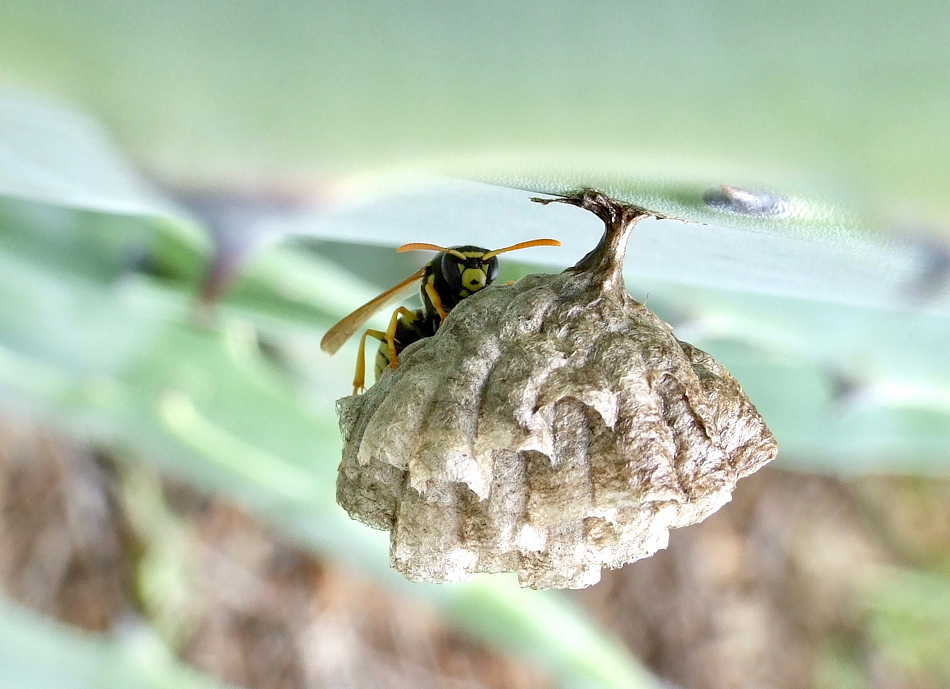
(336, 190, 777, 589)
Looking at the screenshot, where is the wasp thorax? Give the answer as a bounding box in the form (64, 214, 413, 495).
(336, 190, 778, 590)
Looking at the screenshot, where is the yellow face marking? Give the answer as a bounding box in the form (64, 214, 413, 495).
(461, 267, 487, 292)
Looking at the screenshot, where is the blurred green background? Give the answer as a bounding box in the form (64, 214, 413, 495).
(0, 2, 949, 688)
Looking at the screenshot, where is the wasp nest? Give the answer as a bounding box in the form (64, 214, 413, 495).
(336, 190, 777, 589)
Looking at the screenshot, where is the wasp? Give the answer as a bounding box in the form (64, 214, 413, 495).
(320, 238, 561, 394)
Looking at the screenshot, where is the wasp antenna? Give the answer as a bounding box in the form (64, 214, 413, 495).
(397, 242, 450, 253)
(482, 238, 561, 259)
(397, 243, 468, 260)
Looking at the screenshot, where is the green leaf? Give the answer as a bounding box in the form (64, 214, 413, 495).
(266, 179, 947, 316)
(0, 596, 234, 689)
(444, 577, 656, 689)
(2, 1, 949, 219)
(867, 569, 950, 683)
(0, 87, 176, 218)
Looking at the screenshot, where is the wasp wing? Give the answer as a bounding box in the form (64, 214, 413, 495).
(320, 267, 427, 355)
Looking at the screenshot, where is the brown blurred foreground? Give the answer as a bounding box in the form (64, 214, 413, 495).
(1, 412, 948, 689)
(582, 471, 950, 689)
(0, 414, 547, 689)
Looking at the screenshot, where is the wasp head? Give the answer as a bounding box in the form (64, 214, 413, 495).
(440, 246, 500, 296)
(397, 238, 561, 312)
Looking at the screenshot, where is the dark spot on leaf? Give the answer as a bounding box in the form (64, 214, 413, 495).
(902, 232, 950, 305)
(825, 367, 867, 408)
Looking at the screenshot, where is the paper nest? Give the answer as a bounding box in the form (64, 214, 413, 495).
(335, 191, 778, 589)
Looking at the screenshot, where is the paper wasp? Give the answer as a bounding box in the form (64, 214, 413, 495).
(320, 238, 561, 394)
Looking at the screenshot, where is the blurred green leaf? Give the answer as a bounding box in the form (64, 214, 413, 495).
(867, 569, 950, 684)
(0, 86, 177, 218)
(267, 178, 950, 315)
(0, 596, 233, 689)
(814, 637, 867, 689)
(445, 577, 656, 689)
(1, 0, 949, 224)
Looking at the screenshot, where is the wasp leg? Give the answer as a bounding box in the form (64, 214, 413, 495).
(385, 307, 416, 370)
(354, 328, 387, 394)
(424, 282, 449, 321)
